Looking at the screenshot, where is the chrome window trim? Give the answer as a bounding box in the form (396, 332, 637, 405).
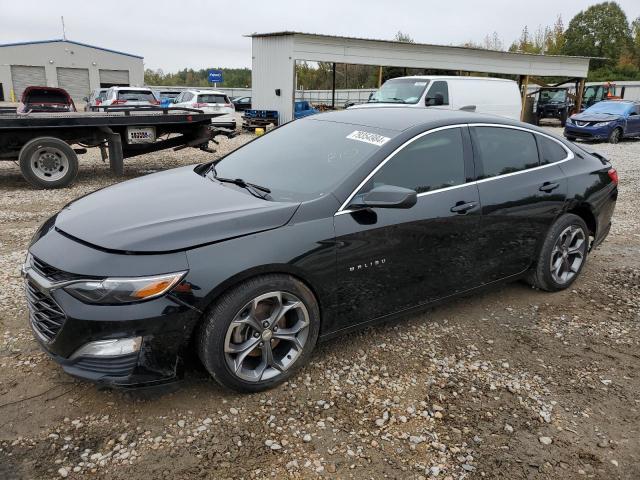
(336, 124, 466, 215)
(335, 122, 574, 216)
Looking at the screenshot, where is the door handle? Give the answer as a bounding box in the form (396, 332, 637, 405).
(539, 182, 560, 193)
(450, 201, 477, 214)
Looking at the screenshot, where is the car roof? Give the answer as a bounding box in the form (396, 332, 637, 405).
(306, 106, 522, 132)
(386, 75, 515, 83)
(186, 89, 226, 95)
(110, 86, 153, 91)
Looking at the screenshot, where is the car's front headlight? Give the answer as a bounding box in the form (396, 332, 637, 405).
(594, 121, 613, 127)
(64, 271, 187, 304)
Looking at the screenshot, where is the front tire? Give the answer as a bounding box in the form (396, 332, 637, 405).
(527, 214, 589, 292)
(560, 109, 567, 127)
(197, 274, 320, 392)
(608, 127, 622, 144)
(19, 137, 78, 189)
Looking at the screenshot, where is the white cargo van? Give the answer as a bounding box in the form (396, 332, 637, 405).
(350, 76, 522, 120)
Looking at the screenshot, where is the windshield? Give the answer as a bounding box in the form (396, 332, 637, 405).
(584, 102, 631, 115)
(117, 90, 155, 101)
(24, 89, 69, 104)
(212, 119, 393, 201)
(368, 78, 430, 104)
(539, 89, 567, 103)
(197, 94, 228, 104)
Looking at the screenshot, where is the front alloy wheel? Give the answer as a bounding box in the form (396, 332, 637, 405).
(198, 274, 320, 392)
(224, 291, 310, 382)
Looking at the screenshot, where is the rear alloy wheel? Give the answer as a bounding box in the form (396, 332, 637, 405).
(198, 275, 320, 392)
(526, 213, 589, 291)
(19, 137, 78, 188)
(608, 127, 622, 144)
(549, 225, 586, 285)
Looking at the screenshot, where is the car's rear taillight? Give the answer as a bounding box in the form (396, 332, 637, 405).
(149, 98, 159, 105)
(95, 99, 102, 105)
(608, 168, 618, 185)
(113, 99, 127, 105)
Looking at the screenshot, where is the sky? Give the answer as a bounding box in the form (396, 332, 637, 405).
(1, 0, 639, 72)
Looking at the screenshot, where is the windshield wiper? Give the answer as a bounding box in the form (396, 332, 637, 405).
(205, 165, 271, 199)
(215, 176, 271, 194)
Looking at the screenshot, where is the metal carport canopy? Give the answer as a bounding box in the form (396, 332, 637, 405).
(248, 31, 593, 123)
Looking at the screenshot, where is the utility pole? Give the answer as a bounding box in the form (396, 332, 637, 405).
(61, 16, 67, 40)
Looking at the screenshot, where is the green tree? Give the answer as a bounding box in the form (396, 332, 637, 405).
(563, 2, 631, 64)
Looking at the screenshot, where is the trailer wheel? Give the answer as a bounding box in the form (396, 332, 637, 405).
(19, 137, 79, 189)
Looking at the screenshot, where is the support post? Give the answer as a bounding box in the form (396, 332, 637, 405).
(520, 75, 529, 122)
(100, 127, 124, 175)
(575, 78, 585, 113)
(378, 66, 382, 88)
(332, 62, 336, 109)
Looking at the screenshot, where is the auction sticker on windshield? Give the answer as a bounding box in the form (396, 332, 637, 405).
(346, 130, 391, 147)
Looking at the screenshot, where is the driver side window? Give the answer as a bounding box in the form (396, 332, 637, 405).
(362, 127, 465, 195)
(425, 81, 449, 106)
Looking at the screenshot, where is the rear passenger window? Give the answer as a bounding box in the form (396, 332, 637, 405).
(473, 127, 539, 178)
(538, 136, 568, 164)
(367, 128, 465, 194)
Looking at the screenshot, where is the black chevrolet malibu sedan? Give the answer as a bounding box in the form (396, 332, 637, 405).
(23, 107, 618, 392)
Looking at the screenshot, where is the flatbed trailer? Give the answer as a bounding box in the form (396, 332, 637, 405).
(0, 107, 236, 188)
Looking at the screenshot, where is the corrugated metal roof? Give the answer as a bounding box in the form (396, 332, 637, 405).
(0, 39, 143, 59)
(245, 31, 603, 60)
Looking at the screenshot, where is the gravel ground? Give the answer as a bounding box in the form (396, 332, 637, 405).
(0, 125, 639, 480)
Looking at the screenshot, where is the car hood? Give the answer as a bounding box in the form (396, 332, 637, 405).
(55, 166, 300, 253)
(571, 112, 620, 122)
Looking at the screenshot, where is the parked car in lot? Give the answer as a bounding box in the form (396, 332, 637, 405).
(23, 107, 617, 392)
(100, 87, 159, 108)
(565, 100, 640, 143)
(173, 89, 236, 129)
(83, 88, 108, 112)
(232, 96, 252, 111)
(533, 87, 574, 126)
(350, 76, 522, 119)
(17, 86, 76, 113)
(294, 100, 319, 119)
(154, 89, 182, 108)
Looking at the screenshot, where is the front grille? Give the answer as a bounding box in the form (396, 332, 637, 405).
(25, 280, 66, 342)
(31, 256, 85, 283)
(73, 352, 139, 377)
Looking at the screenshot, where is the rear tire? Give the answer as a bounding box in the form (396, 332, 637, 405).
(19, 137, 78, 189)
(197, 274, 320, 392)
(608, 127, 622, 144)
(526, 214, 589, 292)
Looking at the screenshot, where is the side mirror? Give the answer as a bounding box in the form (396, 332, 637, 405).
(350, 185, 417, 210)
(425, 93, 444, 106)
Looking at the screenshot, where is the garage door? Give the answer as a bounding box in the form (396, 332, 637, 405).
(56, 67, 90, 101)
(11, 65, 46, 100)
(99, 69, 130, 87)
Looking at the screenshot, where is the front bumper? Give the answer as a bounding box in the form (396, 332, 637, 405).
(24, 231, 200, 388)
(564, 124, 612, 141)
